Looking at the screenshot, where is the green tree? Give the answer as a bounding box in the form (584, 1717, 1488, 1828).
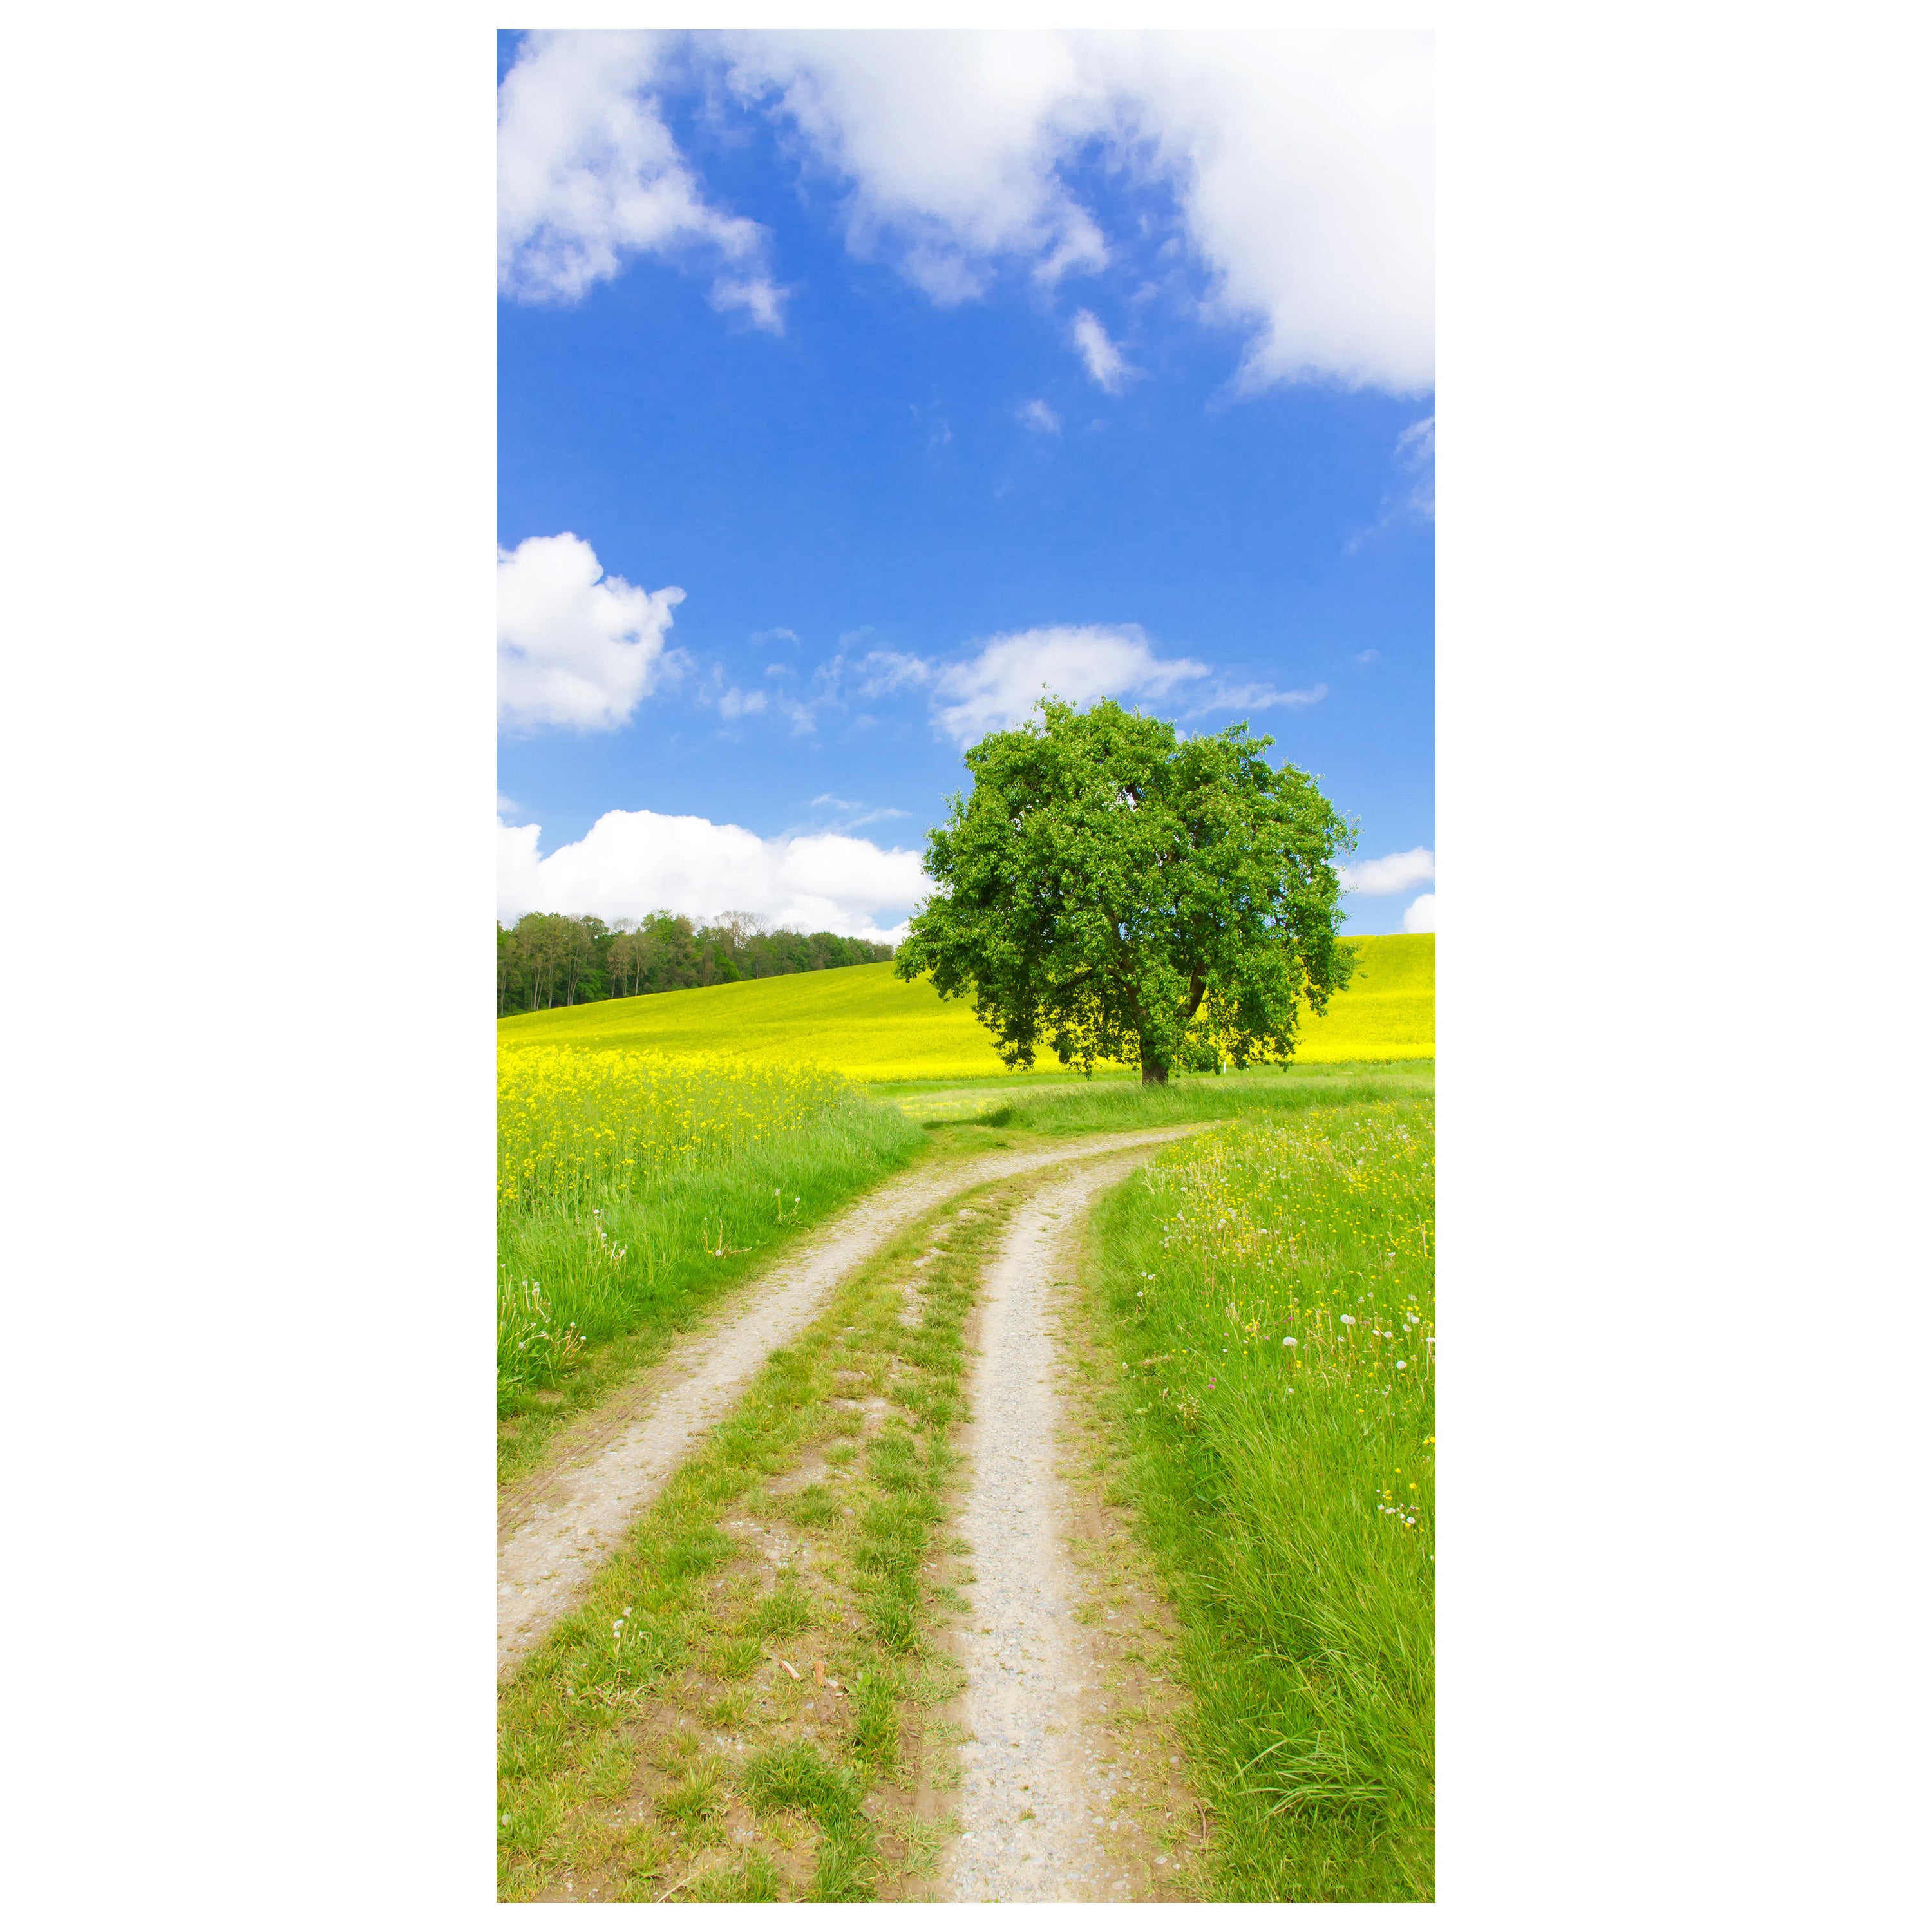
(893, 697, 1356, 1084)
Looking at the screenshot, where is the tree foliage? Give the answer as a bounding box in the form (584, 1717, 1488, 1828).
(893, 697, 1356, 1083)
(496, 910, 893, 1017)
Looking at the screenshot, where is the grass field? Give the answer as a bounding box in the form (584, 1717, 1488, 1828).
(496, 933, 1434, 1083)
(1086, 1101, 1435, 1899)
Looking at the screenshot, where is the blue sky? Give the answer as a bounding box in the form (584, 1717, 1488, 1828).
(497, 30, 1434, 938)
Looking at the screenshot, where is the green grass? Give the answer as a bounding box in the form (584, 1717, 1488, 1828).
(498, 1073, 923, 1484)
(971, 1063, 1433, 1137)
(1083, 1100, 1436, 1900)
(497, 1180, 1014, 1902)
(496, 934, 1434, 1081)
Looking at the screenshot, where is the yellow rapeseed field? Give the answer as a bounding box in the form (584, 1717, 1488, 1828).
(497, 1046, 857, 1216)
(495, 933, 1434, 1082)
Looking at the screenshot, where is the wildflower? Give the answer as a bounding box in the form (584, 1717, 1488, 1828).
(1282, 1336, 1296, 1347)
(1340, 1313, 1356, 1325)
(1396, 1359, 1408, 1369)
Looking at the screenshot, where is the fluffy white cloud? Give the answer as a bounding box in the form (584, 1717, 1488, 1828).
(1018, 398, 1061, 433)
(1102, 33, 1434, 392)
(1402, 891, 1436, 933)
(498, 533, 684, 734)
(498, 29, 783, 323)
(1341, 846, 1435, 896)
(723, 30, 1108, 304)
(1070, 309, 1135, 392)
(931, 624, 1209, 743)
(725, 29, 1433, 392)
(498, 808, 925, 941)
(509, 31, 1431, 389)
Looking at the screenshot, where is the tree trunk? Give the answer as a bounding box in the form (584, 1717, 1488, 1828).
(1141, 1054, 1169, 1086)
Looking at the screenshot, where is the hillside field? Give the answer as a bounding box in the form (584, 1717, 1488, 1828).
(496, 933, 1434, 1083)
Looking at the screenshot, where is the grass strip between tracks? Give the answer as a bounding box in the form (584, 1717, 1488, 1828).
(497, 1176, 1025, 1902)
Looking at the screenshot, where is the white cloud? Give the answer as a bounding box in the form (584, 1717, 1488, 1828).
(718, 685, 766, 719)
(724, 29, 1433, 392)
(498, 533, 685, 734)
(497, 808, 925, 942)
(1345, 409, 1437, 552)
(809, 793, 910, 831)
(1402, 891, 1436, 933)
(856, 650, 933, 697)
(504, 32, 1430, 388)
(724, 30, 1109, 304)
(1070, 309, 1135, 392)
(1104, 32, 1434, 393)
(1342, 846, 1435, 896)
(1187, 681, 1327, 717)
(498, 29, 783, 325)
(1018, 398, 1061, 433)
(1396, 413, 1435, 510)
(931, 624, 1209, 744)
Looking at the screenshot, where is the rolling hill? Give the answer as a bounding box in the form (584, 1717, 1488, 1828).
(497, 934, 1434, 1084)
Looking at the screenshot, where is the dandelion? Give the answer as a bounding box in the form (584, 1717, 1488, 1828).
(1282, 1336, 1297, 1347)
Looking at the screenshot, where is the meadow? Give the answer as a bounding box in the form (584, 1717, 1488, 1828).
(1085, 1101, 1435, 1900)
(495, 933, 1434, 1083)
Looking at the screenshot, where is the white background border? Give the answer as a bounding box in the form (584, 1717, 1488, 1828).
(6, 5, 1925, 1924)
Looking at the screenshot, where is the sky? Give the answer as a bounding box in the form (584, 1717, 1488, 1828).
(497, 28, 1435, 940)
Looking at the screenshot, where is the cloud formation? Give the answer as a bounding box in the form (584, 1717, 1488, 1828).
(1070, 310, 1134, 392)
(1018, 398, 1061, 433)
(927, 625, 1209, 743)
(498, 29, 784, 325)
(1188, 681, 1327, 717)
(511, 29, 1433, 392)
(497, 533, 684, 734)
(723, 30, 1109, 305)
(1396, 413, 1435, 518)
(1401, 891, 1436, 933)
(1341, 846, 1435, 896)
(497, 808, 925, 940)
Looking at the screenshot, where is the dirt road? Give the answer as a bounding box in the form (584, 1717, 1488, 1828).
(496, 1126, 1203, 1676)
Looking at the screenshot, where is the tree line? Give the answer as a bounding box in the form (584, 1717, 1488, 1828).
(497, 910, 897, 1016)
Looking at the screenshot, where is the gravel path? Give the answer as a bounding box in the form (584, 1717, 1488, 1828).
(945, 1151, 1155, 1903)
(497, 1126, 1202, 1676)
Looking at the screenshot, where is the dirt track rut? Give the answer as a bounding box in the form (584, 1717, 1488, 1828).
(497, 1126, 1202, 1676)
(943, 1153, 1155, 1901)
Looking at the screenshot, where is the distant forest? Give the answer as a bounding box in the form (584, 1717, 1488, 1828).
(497, 910, 896, 1016)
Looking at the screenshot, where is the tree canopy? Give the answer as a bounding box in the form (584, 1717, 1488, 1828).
(893, 697, 1356, 1083)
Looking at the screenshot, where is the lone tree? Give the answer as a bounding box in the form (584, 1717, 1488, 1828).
(894, 696, 1356, 1084)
